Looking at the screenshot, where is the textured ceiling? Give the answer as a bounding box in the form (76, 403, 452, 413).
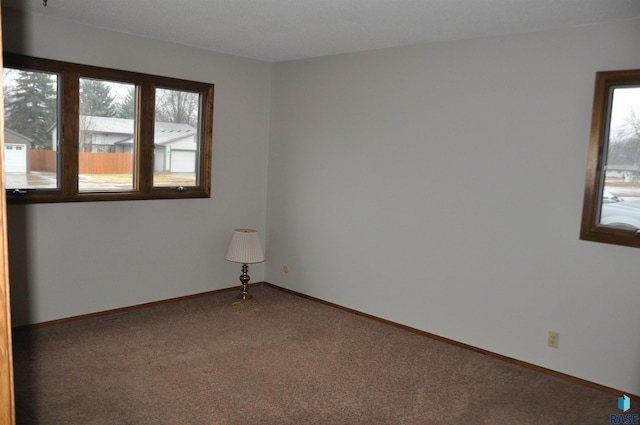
(3, 0, 640, 62)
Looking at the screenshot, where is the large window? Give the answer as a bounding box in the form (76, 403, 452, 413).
(2, 53, 213, 203)
(581, 69, 640, 248)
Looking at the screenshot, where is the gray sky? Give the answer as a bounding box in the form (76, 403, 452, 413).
(610, 86, 640, 133)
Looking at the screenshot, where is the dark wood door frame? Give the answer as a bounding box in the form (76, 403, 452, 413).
(0, 3, 17, 423)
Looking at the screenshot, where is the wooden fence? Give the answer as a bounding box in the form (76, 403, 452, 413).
(30, 150, 57, 172)
(30, 150, 133, 174)
(78, 152, 133, 174)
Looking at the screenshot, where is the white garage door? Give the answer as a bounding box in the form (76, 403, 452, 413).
(170, 150, 196, 173)
(5, 144, 27, 173)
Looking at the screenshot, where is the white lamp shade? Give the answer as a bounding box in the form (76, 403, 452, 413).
(224, 229, 265, 264)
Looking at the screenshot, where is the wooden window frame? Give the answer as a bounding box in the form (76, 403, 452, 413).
(580, 68, 640, 248)
(3, 53, 214, 204)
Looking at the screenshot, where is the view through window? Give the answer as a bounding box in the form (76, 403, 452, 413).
(79, 78, 137, 192)
(2, 53, 214, 203)
(598, 86, 640, 230)
(153, 87, 201, 188)
(3, 67, 60, 190)
(581, 69, 640, 248)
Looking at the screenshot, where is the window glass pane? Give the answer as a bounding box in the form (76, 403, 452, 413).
(79, 78, 137, 192)
(3, 67, 60, 189)
(4, 54, 213, 203)
(599, 86, 640, 230)
(153, 88, 200, 187)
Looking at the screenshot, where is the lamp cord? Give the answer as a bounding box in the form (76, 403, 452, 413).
(230, 296, 264, 313)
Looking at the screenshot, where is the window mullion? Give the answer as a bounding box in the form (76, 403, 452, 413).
(62, 71, 79, 197)
(137, 81, 154, 193)
(200, 85, 214, 196)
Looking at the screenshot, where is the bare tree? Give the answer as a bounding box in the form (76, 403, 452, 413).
(622, 107, 640, 141)
(609, 107, 640, 175)
(155, 88, 199, 127)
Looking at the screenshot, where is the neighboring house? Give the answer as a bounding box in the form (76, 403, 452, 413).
(150, 121, 199, 173)
(607, 164, 640, 175)
(79, 116, 135, 154)
(4, 128, 32, 173)
(50, 116, 198, 173)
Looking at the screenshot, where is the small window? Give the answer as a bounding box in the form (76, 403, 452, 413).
(153, 87, 201, 188)
(580, 69, 640, 247)
(2, 53, 214, 203)
(79, 78, 137, 192)
(3, 66, 60, 190)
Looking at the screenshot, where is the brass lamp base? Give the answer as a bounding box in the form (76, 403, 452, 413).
(236, 263, 253, 300)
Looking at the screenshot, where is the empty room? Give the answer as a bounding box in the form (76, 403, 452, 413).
(1, 1, 640, 423)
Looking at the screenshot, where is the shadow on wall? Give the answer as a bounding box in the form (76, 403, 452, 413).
(4, 5, 31, 327)
(6, 205, 32, 327)
(2, 5, 28, 54)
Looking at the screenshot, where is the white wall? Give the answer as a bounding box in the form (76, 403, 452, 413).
(266, 19, 640, 395)
(5, 4, 640, 397)
(3, 8, 271, 326)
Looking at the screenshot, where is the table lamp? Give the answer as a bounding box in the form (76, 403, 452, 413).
(224, 229, 265, 300)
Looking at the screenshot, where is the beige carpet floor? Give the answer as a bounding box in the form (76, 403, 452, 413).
(11, 285, 637, 424)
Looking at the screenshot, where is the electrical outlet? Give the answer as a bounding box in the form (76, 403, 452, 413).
(547, 331, 560, 348)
